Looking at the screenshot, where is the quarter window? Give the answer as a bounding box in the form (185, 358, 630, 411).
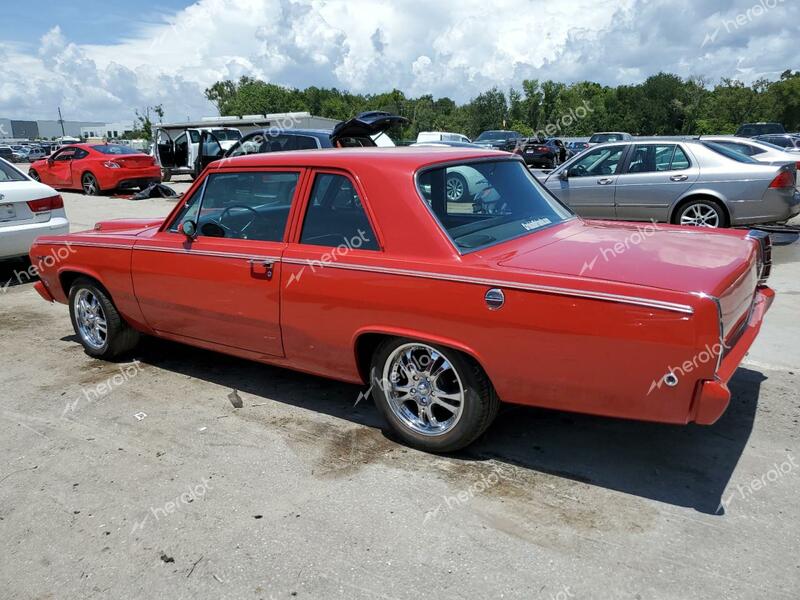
(300, 173, 379, 250)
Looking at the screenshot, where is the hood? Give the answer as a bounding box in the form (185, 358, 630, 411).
(331, 111, 408, 144)
(492, 219, 756, 298)
(92, 218, 164, 235)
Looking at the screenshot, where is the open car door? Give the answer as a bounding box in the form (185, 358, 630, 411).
(154, 128, 176, 181)
(330, 111, 408, 147)
(194, 130, 226, 178)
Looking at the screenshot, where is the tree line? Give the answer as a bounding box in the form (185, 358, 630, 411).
(204, 71, 800, 141)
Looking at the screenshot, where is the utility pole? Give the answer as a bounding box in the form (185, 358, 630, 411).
(57, 107, 66, 137)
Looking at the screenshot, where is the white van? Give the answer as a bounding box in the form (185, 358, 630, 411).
(416, 131, 471, 144)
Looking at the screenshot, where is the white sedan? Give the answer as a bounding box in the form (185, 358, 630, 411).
(0, 158, 69, 260)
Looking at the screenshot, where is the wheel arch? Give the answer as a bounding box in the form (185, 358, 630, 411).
(669, 192, 730, 226)
(58, 268, 110, 300)
(80, 169, 101, 192)
(352, 327, 488, 385)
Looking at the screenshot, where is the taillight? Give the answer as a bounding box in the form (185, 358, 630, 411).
(27, 194, 63, 212)
(769, 169, 795, 188)
(103, 160, 121, 168)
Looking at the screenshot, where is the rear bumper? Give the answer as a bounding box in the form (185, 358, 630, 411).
(0, 217, 70, 260)
(691, 286, 774, 424)
(730, 189, 800, 225)
(102, 167, 162, 190)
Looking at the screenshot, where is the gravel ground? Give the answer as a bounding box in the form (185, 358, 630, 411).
(0, 178, 798, 600)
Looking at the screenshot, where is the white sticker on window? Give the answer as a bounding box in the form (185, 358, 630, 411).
(521, 217, 551, 231)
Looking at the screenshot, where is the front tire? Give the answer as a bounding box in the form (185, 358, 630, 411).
(69, 278, 140, 359)
(369, 338, 499, 452)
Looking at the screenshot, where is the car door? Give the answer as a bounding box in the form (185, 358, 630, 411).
(280, 169, 383, 371)
(544, 144, 627, 218)
(194, 130, 225, 175)
(613, 143, 700, 221)
(45, 147, 77, 187)
(131, 168, 304, 356)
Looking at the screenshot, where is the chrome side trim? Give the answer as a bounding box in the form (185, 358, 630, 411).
(44, 241, 134, 250)
(134, 244, 282, 263)
(282, 257, 695, 314)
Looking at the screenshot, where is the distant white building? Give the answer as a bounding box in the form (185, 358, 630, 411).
(80, 121, 135, 140)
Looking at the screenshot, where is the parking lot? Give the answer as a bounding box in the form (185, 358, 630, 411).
(1, 174, 799, 600)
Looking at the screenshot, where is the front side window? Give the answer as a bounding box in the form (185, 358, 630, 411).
(300, 173, 379, 250)
(418, 160, 572, 252)
(227, 133, 267, 157)
(53, 148, 76, 161)
(567, 145, 625, 177)
(294, 135, 319, 150)
(173, 171, 298, 242)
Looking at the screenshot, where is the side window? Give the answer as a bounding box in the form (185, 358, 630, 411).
(172, 172, 298, 242)
(294, 136, 318, 150)
(228, 134, 267, 157)
(54, 149, 76, 161)
(73, 149, 89, 160)
(265, 135, 294, 152)
(568, 146, 625, 177)
(189, 130, 201, 143)
(626, 144, 676, 173)
(300, 173, 379, 250)
(670, 146, 691, 170)
(168, 189, 202, 232)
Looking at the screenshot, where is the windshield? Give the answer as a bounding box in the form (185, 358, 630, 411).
(701, 141, 759, 164)
(417, 159, 572, 252)
(475, 131, 511, 141)
(92, 144, 142, 155)
(210, 129, 242, 141)
(589, 133, 623, 143)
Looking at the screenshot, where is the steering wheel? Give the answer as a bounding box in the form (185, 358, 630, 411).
(218, 204, 263, 238)
(571, 164, 588, 177)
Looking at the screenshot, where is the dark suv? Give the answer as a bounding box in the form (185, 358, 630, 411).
(735, 122, 786, 137)
(472, 130, 524, 152)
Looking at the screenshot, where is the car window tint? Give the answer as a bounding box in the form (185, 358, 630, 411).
(568, 146, 625, 177)
(191, 172, 298, 241)
(229, 134, 267, 157)
(294, 136, 318, 150)
(189, 131, 200, 143)
(626, 144, 676, 173)
(266, 135, 294, 152)
(73, 149, 89, 159)
(670, 146, 690, 170)
(169, 189, 202, 232)
(300, 173, 379, 250)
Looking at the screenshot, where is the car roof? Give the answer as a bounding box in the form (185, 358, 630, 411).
(245, 128, 332, 137)
(212, 146, 506, 170)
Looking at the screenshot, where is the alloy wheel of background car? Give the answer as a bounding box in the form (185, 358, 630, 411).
(370, 338, 499, 452)
(82, 173, 99, 196)
(445, 173, 467, 202)
(28, 170, 40, 182)
(677, 201, 724, 228)
(68, 278, 140, 359)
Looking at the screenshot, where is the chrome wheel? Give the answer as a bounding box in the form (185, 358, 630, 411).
(74, 289, 108, 350)
(82, 173, 98, 195)
(679, 202, 720, 228)
(381, 343, 465, 436)
(446, 175, 465, 202)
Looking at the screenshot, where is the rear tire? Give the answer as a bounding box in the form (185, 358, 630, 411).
(369, 338, 499, 453)
(160, 168, 172, 182)
(68, 277, 140, 359)
(82, 172, 100, 196)
(673, 198, 727, 228)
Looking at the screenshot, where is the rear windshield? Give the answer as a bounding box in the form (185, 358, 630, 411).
(417, 159, 572, 252)
(701, 141, 760, 163)
(91, 144, 142, 155)
(0, 160, 27, 182)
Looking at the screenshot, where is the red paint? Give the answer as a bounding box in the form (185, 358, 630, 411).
(30, 148, 773, 425)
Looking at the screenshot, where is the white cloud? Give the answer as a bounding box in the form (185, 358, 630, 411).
(0, 0, 797, 122)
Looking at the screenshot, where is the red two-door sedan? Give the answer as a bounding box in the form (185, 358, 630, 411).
(29, 143, 161, 195)
(29, 147, 774, 452)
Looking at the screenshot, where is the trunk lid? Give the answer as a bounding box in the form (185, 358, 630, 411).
(113, 154, 155, 169)
(331, 112, 408, 145)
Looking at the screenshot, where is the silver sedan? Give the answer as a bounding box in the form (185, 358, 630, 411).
(540, 140, 800, 227)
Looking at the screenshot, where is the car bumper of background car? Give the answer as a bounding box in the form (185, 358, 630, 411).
(730, 189, 800, 225)
(691, 286, 774, 425)
(0, 216, 69, 260)
(102, 167, 162, 190)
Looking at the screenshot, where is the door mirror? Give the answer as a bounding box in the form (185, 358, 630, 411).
(179, 220, 197, 238)
(558, 170, 569, 181)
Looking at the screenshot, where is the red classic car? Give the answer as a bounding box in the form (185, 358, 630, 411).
(29, 147, 774, 452)
(29, 143, 161, 195)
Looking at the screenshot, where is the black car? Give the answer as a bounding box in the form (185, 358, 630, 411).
(515, 138, 561, 168)
(753, 133, 800, 152)
(472, 130, 524, 152)
(735, 122, 786, 137)
(0, 147, 14, 162)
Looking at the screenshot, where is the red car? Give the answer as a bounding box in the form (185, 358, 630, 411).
(29, 143, 161, 195)
(29, 147, 774, 452)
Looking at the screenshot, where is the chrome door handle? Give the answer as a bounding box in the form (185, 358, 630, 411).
(248, 258, 274, 280)
(597, 177, 614, 185)
(670, 174, 688, 181)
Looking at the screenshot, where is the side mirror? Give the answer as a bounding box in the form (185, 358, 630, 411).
(178, 220, 197, 239)
(558, 170, 569, 181)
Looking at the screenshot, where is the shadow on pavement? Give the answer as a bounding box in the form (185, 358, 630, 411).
(76, 335, 762, 516)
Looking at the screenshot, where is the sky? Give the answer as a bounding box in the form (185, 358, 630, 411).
(0, 0, 797, 124)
